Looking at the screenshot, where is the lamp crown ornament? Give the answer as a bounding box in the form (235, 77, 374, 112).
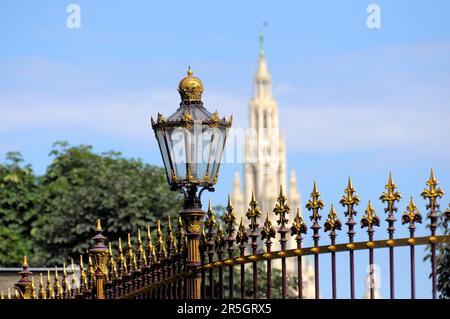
(178, 66, 204, 102)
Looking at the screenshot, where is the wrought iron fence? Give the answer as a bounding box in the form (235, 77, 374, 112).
(4, 171, 450, 300)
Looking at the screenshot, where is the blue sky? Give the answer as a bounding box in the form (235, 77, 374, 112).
(0, 0, 449, 298)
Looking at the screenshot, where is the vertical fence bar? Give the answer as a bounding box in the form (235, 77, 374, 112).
(291, 208, 307, 299)
(361, 201, 380, 300)
(324, 204, 341, 299)
(380, 173, 401, 299)
(176, 217, 185, 299)
(262, 212, 276, 299)
(402, 197, 422, 300)
(246, 191, 261, 299)
(200, 227, 207, 299)
(236, 217, 248, 299)
(421, 169, 444, 299)
(306, 181, 324, 299)
(215, 224, 225, 299)
(224, 196, 236, 299)
(274, 186, 290, 300)
(340, 177, 360, 299)
(205, 201, 216, 299)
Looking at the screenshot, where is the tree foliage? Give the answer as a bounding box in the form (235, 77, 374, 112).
(0, 152, 40, 266)
(0, 142, 183, 266)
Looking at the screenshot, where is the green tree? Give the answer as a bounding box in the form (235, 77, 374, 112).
(0, 152, 40, 266)
(32, 142, 183, 265)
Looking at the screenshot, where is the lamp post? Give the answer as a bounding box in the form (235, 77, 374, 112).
(151, 67, 232, 299)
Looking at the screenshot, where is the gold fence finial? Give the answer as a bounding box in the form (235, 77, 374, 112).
(246, 189, 261, 233)
(306, 180, 324, 222)
(261, 212, 276, 241)
(236, 217, 248, 245)
(46, 269, 52, 299)
(274, 184, 290, 229)
(380, 172, 402, 216)
(54, 266, 61, 298)
(324, 204, 342, 234)
(96, 218, 102, 231)
(215, 223, 226, 250)
(291, 208, 307, 236)
(361, 200, 380, 230)
(340, 176, 360, 219)
(402, 196, 422, 227)
(225, 194, 236, 238)
(30, 277, 36, 299)
(38, 272, 45, 299)
(421, 169, 445, 211)
(23, 255, 28, 267)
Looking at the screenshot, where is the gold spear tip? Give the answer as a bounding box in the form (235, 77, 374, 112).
(387, 172, 395, 187)
(157, 220, 161, 232)
(63, 262, 67, 275)
(79, 254, 84, 267)
(40, 272, 43, 284)
(137, 229, 142, 242)
(366, 200, 375, 212)
(118, 237, 122, 249)
(23, 255, 28, 267)
(227, 194, 232, 206)
(208, 198, 213, 212)
(127, 233, 131, 245)
(348, 176, 353, 189)
(54, 266, 59, 278)
(279, 184, 284, 196)
(96, 218, 102, 231)
(147, 224, 151, 237)
(251, 189, 256, 201)
(312, 180, 318, 193)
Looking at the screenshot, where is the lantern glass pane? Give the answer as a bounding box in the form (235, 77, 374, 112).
(156, 128, 172, 183)
(198, 125, 213, 182)
(167, 126, 187, 181)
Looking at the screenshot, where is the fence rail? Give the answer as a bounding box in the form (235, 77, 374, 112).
(4, 171, 450, 300)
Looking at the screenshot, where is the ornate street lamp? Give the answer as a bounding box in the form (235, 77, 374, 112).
(151, 67, 232, 298)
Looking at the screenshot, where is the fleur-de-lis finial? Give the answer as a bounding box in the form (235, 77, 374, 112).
(156, 220, 164, 252)
(380, 173, 402, 217)
(421, 169, 445, 211)
(176, 216, 185, 252)
(53, 266, 60, 297)
(324, 204, 342, 234)
(340, 177, 360, 218)
(166, 217, 174, 256)
(236, 217, 248, 245)
(205, 199, 217, 238)
(273, 185, 290, 229)
(46, 269, 53, 298)
(361, 201, 380, 230)
(261, 212, 276, 241)
(39, 272, 45, 299)
(402, 197, 422, 227)
(291, 208, 307, 236)
(306, 181, 324, 222)
(215, 223, 226, 250)
(146, 224, 154, 263)
(246, 190, 262, 233)
(224, 194, 236, 238)
(126, 233, 134, 269)
(30, 277, 36, 299)
(137, 229, 146, 267)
